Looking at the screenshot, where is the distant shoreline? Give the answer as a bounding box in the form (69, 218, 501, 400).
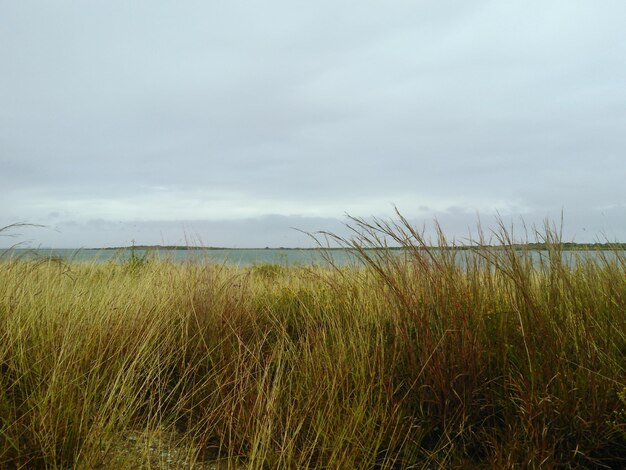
(4, 243, 626, 252)
(90, 242, 626, 251)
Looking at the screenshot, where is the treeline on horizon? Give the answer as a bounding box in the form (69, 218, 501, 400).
(99, 241, 626, 251)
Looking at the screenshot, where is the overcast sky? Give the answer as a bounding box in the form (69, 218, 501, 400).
(1, 1, 625, 248)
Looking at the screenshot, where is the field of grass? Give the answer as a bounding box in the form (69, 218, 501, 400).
(1, 217, 625, 468)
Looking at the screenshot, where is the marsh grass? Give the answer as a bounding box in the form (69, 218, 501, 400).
(0, 217, 625, 468)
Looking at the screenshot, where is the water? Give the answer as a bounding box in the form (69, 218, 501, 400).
(2, 248, 361, 266)
(3, 247, 624, 268)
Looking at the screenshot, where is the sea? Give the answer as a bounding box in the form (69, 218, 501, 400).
(2, 248, 359, 266)
(2, 247, 624, 268)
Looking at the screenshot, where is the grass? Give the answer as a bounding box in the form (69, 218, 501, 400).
(0, 216, 625, 468)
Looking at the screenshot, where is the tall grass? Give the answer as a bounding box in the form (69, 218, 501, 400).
(0, 217, 625, 468)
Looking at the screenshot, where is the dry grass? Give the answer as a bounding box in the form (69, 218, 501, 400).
(0, 217, 625, 468)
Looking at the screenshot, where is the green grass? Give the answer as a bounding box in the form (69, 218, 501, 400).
(0, 217, 625, 468)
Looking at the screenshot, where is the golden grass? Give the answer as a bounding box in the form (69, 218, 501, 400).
(0, 218, 625, 468)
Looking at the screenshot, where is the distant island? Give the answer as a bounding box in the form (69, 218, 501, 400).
(95, 243, 626, 251)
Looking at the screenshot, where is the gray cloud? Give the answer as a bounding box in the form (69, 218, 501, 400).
(1, 1, 625, 247)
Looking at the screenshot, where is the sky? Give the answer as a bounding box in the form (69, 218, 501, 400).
(1, 1, 625, 248)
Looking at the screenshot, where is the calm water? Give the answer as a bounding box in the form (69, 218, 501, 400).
(3, 247, 624, 267)
(2, 248, 360, 266)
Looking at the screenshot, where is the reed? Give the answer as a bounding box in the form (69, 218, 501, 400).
(0, 217, 624, 468)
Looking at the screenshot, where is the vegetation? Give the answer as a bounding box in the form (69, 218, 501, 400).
(0, 217, 625, 468)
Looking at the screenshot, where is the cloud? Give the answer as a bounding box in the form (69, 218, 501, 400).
(1, 1, 625, 246)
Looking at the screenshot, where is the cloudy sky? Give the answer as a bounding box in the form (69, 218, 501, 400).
(1, 1, 625, 248)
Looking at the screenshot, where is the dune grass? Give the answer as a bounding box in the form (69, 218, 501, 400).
(0, 218, 625, 468)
